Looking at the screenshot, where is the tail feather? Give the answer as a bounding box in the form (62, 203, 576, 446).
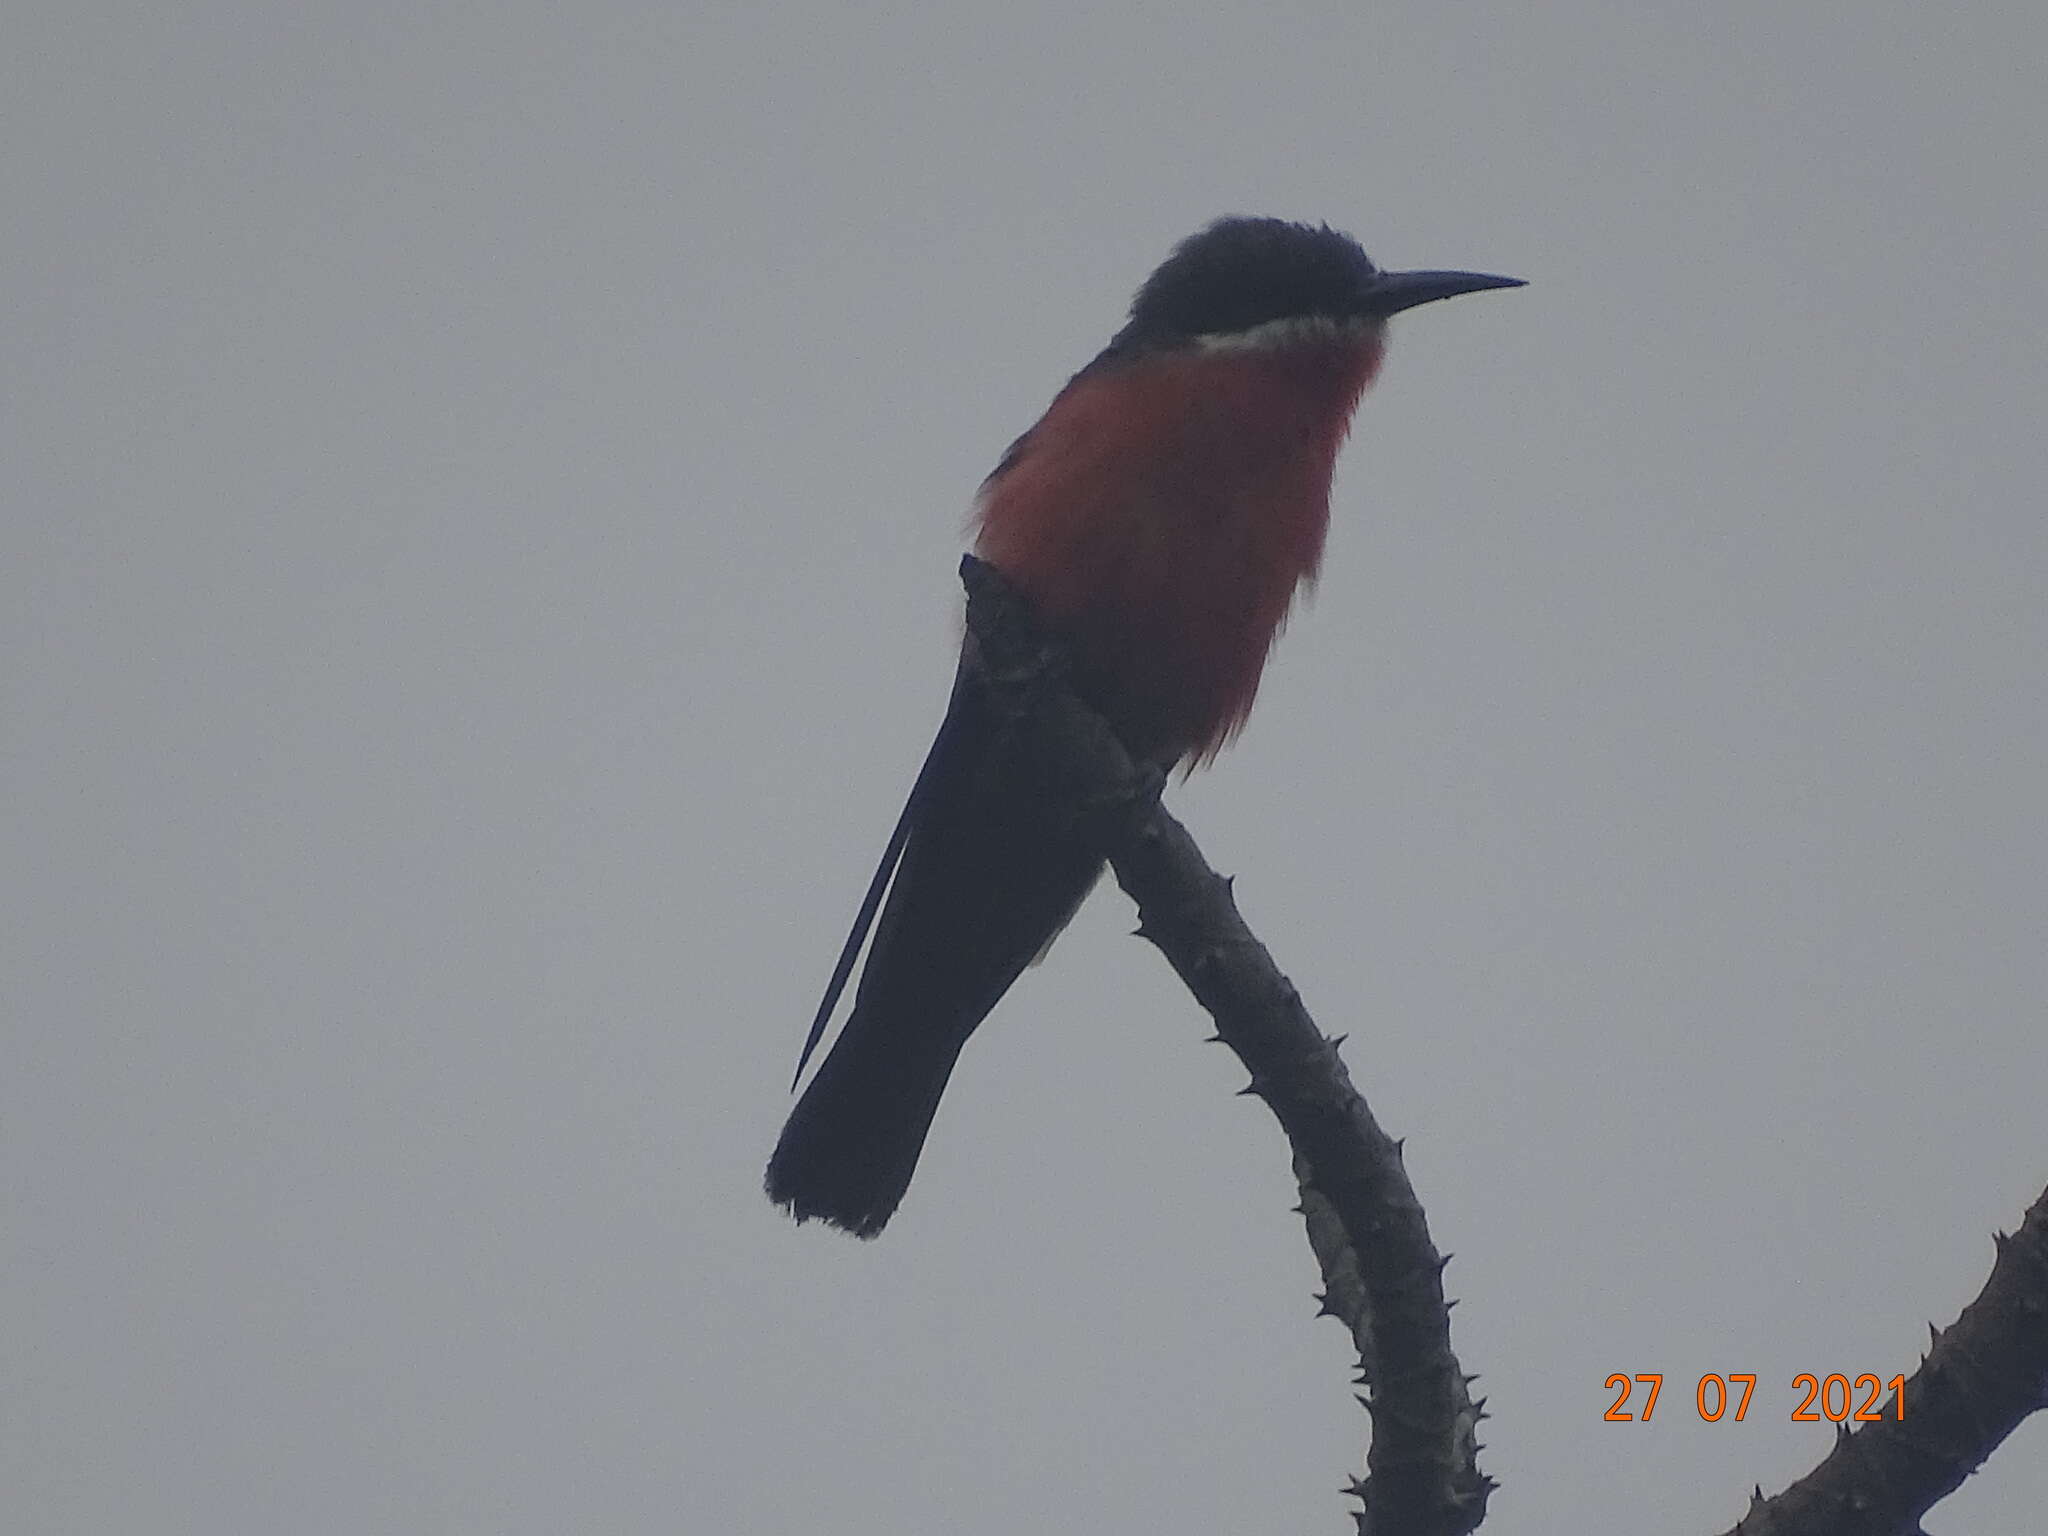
(765, 1007, 968, 1237)
(766, 656, 1105, 1236)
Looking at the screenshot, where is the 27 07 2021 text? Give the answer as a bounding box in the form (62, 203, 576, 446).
(1602, 1372, 1906, 1423)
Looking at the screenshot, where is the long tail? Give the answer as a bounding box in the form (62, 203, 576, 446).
(763, 993, 977, 1238)
(766, 658, 1104, 1236)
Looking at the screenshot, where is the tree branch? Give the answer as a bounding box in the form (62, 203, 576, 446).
(958, 553, 2047, 1534)
(961, 554, 1489, 1535)
(1719, 1180, 2048, 1536)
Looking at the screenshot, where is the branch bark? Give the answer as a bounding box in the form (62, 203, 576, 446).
(958, 553, 2048, 1535)
(1720, 1181, 2048, 1536)
(962, 554, 1489, 1535)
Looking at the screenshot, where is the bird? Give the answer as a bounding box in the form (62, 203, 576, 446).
(767, 216, 1522, 1236)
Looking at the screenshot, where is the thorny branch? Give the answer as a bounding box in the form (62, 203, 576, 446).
(963, 553, 1489, 1535)
(957, 553, 2047, 1536)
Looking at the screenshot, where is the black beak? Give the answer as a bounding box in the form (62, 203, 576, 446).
(1360, 268, 1525, 318)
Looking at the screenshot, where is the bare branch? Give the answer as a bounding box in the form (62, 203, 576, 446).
(962, 554, 1489, 1535)
(1718, 1182, 2048, 1536)
(960, 553, 2048, 1533)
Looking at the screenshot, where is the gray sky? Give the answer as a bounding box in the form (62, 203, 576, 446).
(6, 3, 2044, 1531)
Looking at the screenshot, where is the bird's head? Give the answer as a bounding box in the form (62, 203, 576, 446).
(1113, 216, 1523, 355)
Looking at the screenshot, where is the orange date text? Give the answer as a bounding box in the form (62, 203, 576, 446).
(1603, 1373, 1905, 1423)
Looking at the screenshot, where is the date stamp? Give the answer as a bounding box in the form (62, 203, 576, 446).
(1604, 1373, 1906, 1423)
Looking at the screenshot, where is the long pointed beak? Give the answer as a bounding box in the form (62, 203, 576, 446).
(1362, 268, 1525, 317)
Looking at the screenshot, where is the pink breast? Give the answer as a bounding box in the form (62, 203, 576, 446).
(973, 336, 1381, 763)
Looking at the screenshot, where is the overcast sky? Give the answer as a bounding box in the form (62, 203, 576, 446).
(6, 3, 2045, 1532)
